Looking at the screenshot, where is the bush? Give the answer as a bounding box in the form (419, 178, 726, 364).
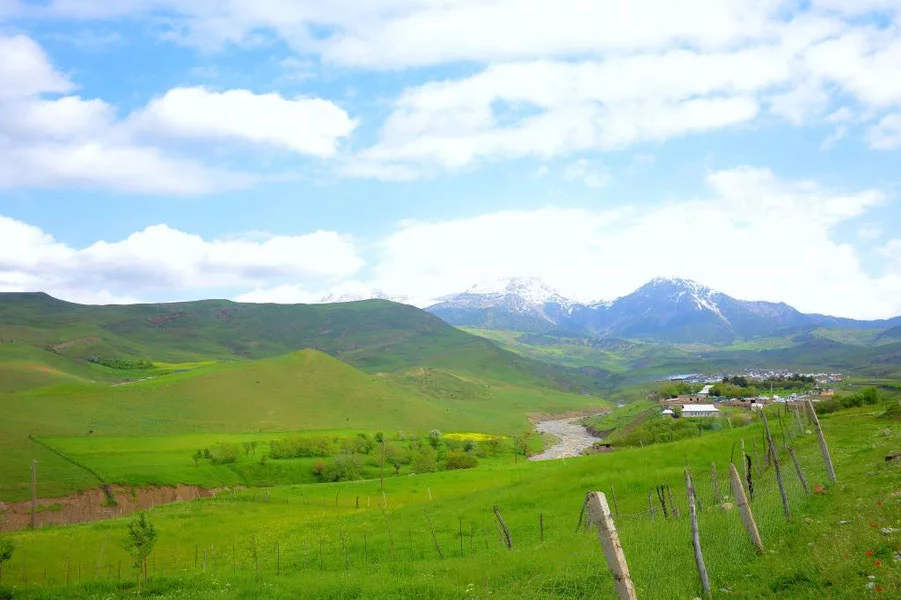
(323, 454, 363, 482)
(444, 450, 478, 470)
(210, 443, 240, 465)
(411, 446, 438, 473)
(270, 435, 335, 459)
(312, 459, 327, 479)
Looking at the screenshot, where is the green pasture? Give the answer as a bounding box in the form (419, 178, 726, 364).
(1, 405, 897, 598)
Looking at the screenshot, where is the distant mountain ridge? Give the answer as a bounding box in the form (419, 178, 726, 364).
(426, 276, 901, 343)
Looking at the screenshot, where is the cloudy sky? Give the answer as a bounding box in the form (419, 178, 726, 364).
(1, 0, 901, 319)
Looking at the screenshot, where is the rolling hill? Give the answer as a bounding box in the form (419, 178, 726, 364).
(0, 292, 610, 394)
(0, 294, 610, 501)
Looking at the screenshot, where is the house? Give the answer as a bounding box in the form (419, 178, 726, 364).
(681, 404, 720, 418)
(661, 408, 675, 417)
(697, 384, 714, 398)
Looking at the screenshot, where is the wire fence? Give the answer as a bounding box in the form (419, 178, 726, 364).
(0, 406, 835, 598)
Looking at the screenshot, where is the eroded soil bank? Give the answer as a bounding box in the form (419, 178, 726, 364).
(0, 484, 216, 531)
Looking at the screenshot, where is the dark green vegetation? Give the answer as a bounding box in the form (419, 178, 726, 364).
(1, 403, 898, 598)
(465, 328, 901, 383)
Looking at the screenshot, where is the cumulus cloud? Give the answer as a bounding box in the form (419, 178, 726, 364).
(133, 87, 356, 157)
(0, 33, 354, 194)
(0, 33, 73, 98)
(369, 167, 899, 319)
(0, 217, 363, 301)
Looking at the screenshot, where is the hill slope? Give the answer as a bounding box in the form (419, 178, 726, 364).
(0, 292, 609, 393)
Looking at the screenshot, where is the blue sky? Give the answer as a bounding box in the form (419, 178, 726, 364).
(1, 0, 900, 318)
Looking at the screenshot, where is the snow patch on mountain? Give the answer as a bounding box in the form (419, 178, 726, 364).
(463, 277, 570, 306)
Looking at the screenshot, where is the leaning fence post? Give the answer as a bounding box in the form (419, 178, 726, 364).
(585, 492, 637, 600)
(787, 446, 809, 495)
(793, 405, 805, 435)
(648, 490, 655, 520)
(805, 400, 836, 483)
(729, 463, 764, 553)
(685, 471, 712, 599)
(493, 505, 513, 549)
(761, 408, 791, 521)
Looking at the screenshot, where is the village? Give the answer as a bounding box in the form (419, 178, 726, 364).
(656, 370, 841, 419)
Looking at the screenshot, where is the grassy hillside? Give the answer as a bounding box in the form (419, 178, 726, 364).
(1, 405, 897, 598)
(0, 293, 608, 393)
(0, 349, 603, 501)
(465, 328, 901, 382)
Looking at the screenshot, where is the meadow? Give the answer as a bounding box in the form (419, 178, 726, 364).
(0, 349, 602, 502)
(0, 404, 897, 598)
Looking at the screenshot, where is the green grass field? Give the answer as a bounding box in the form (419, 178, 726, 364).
(0, 349, 603, 502)
(1, 404, 897, 598)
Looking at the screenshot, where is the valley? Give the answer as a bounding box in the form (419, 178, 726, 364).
(0, 290, 899, 598)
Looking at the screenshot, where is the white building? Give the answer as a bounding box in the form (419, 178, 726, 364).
(681, 404, 720, 418)
(661, 408, 675, 417)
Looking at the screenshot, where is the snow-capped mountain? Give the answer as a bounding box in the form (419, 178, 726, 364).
(427, 277, 576, 332)
(426, 276, 901, 343)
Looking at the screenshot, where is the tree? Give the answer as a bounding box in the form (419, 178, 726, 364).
(0, 537, 14, 585)
(427, 430, 442, 449)
(411, 446, 438, 473)
(323, 453, 363, 482)
(860, 387, 880, 406)
(192, 450, 203, 467)
(242, 442, 252, 456)
(312, 459, 327, 479)
(124, 512, 157, 593)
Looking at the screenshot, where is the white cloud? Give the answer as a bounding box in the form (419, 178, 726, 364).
(0, 33, 73, 98)
(235, 285, 320, 304)
(359, 55, 766, 171)
(858, 224, 884, 240)
(563, 159, 610, 189)
(0, 34, 355, 194)
(867, 113, 901, 149)
(0, 217, 363, 301)
(134, 87, 356, 157)
(369, 167, 899, 319)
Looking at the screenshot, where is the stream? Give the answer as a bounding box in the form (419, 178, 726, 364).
(529, 417, 602, 461)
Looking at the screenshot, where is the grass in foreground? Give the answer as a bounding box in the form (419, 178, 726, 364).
(1, 406, 897, 598)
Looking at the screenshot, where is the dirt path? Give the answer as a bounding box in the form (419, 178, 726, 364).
(0, 485, 217, 531)
(529, 417, 602, 461)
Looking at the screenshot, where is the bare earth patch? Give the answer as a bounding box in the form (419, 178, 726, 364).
(0, 484, 216, 531)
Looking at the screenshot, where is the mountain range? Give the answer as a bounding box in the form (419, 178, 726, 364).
(425, 277, 901, 343)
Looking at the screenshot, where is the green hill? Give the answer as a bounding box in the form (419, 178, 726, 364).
(0, 293, 609, 393)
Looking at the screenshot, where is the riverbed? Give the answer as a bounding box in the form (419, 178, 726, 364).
(529, 417, 601, 461)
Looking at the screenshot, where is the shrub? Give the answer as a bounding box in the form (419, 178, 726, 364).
(323, 454, 363, 482)
(444, 450, 478, 470)
(411, 446, 438, 473)
(210, 443, 240, 465)
(312, 459, 327, 479)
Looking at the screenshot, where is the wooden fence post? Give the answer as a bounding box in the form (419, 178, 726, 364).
(787, 446, 809, 495)
(760, 409, 791, 520)
(793, 405, 805, 435)
(493, 505, 513, 549)
(539, 513, 545, 542)
(648, 490, 655, 520)
(424, 510, 443, 558)
(585, 492, 637, 600)
(31, 459, 37, 530)
(729, 463, 764, 553)
(712, 463, 721, 504)
(666, 484, 680, 519)
(806, 400, 837, 483)
(685, 471, 712, 599)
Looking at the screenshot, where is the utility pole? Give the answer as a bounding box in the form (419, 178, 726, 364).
(31, 459, 38, 529)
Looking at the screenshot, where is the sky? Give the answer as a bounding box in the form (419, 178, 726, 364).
(1, 0, 901, 319)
